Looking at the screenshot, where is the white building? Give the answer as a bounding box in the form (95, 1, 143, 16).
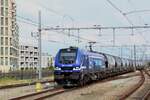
(19, 45, 38, 69)
(42, 53, 53, 68)
(19, 45, 54, 69)
(0, 0, 19, 72)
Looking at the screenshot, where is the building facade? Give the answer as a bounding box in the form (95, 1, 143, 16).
(19, 45, 54, 69)
(42, 53, 53, 68)
(19, 45, 38, 69)
(0, 0, 19, 72)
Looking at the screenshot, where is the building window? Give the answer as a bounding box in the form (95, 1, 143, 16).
(1, 37, 4, 45)
(0, 57, 4, 65)
(0, 47, 4, 55)
(1, 0, 4, 6)
(5, 57, 8, 65)
(5, 8, 8, 16)
(10, 38, 12, 45)
(1, 7, 4, 16)
(5, 0, 8, 6)
(0, 27, 4, 35)
(21, 62, 24, 66)
(5, 27, 8, 35)
(5, 37, 8, 45)
(1, 17, 4, 25)
(5, 47, 8, 55)
(5, 17, 8, 25)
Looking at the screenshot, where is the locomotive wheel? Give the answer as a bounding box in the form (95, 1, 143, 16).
(83, 76, 86, 86)
(79, 79, 84, 86)
(87, 75, 92, 84)
(79, 76, 87, 86)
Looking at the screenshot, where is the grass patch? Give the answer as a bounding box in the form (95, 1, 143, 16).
(43, 75, 54, 80)
(0, 75, 54, 86)
(0, 77, 32, 86)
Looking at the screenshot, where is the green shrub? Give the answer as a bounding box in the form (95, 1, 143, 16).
(47, 66, 54, 71)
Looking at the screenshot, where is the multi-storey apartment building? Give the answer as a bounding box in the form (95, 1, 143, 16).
(0, 0, 19, 72)
(19, 45, 39, 69)
(19, 45, 54, 69)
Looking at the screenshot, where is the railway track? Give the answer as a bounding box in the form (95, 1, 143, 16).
(143, 90, 150, 100)
(119, 70, 145, 100)
(0, 80, 54, 89)
(142, 70, 150, 100)
(9, 72, 140, 100)
(10, 87, 65, 100)
(119, 69, 150, 100)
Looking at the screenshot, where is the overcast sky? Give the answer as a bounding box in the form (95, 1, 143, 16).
(16, 0, 150, 59)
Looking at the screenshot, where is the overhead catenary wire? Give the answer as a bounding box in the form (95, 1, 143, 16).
(127, 0, 150, 61)
(106, 0, 133, 25)
(126, 0, 148, 32)
(124, 9, 150, 15)
(35, 1, 75, 27)
(126, 0, 146, 25)
(106, 0, 150, 61)
(14, 1, 150, 61)
(17, 18, 38, 27)
(15, 1, 95, 44)
(16, 4, 150, 46)
(106, 0, 149, 43)
(36, 3, 75, 22)
(94, 44, 150, 60)
(17, 15, 51, 28)
(17, 10, 150, 49)
(23, 2, 96, 43)
(48, 40, 70, 45)
(17, 14, 150, 49)
(51, 30, 95, 43)
(16, 14, 93, 43)
(17, 15, 38, 25)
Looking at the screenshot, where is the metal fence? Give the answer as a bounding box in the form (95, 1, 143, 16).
(0, 70, 53, 80)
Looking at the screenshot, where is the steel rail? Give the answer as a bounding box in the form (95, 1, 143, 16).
(9, 72, 141, 100)
(119, 70, 145, 100)
(30, 72, 141, 100)
(142, 70, 150, 100)
(10, 87, 64, 100)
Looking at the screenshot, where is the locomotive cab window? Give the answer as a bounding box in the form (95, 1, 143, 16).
(59, 48, 77, 64)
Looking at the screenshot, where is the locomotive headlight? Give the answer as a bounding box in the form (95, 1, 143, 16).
(55, 67, 61, 70)
(73, 67, 80, 70)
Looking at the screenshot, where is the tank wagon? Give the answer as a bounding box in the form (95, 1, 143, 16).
(54, 47, 144, 86)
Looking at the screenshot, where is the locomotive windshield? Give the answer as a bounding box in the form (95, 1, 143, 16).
(59, 48, 77, 64)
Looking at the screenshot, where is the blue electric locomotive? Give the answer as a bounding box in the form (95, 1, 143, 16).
(54, 46, 135, 86)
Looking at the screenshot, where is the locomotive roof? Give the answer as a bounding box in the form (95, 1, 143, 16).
(60, 46, 134, 61)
